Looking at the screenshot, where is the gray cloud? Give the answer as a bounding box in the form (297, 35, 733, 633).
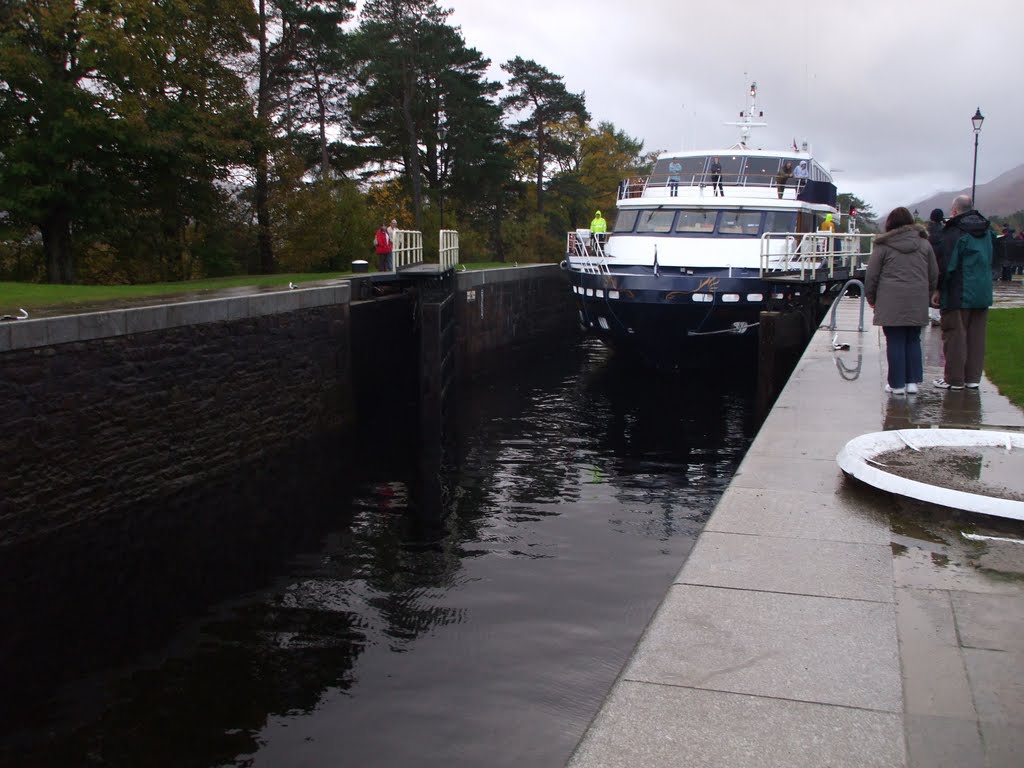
(444, 0, 1021, 215)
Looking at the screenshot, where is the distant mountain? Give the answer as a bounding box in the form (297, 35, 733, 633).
(910, 163, 1024, 218)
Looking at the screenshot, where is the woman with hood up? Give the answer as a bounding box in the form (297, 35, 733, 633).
(864, 206, 939, 394)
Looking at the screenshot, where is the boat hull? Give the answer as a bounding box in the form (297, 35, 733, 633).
(567, 268, 827, 363)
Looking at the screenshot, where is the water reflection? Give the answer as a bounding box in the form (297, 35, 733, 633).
(2, 340, 757, 768)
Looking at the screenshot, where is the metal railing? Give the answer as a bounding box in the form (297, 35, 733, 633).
(619, 174, 813, 199)
(439, 229, 459, 270)
(758, 231, 874, 279)
(393, 229, 422, 271)
(565, 229, 610, 274)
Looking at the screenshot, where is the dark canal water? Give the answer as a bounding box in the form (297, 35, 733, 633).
(1, 340, 758, 768)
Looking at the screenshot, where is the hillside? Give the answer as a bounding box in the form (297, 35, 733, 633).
(910, 164, 1024, 217)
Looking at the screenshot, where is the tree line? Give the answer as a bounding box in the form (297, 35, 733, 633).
(0, 0, 650, 284)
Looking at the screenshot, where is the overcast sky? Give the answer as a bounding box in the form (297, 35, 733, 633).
(435, 0, 1019, 216)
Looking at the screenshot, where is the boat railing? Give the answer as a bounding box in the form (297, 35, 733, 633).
(758, 232, 875, 279)
(618, 174, 831, 203)
(565, 229, 610, 275)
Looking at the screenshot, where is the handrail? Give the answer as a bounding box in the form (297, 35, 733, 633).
(393, 229, 422, 270)
(758, 232, 874, 278)
(565, 230, 609, 275)
(619, 174, 814, 199)
(439, 229, 459, 270)
(828, 279, 867, 332)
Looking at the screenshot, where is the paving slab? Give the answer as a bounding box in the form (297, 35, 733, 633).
(624, 584, 902, 712)
(951, 592, 1024, 653)
(705, 485, 891, 545)
(677, 531, 894, 602)
(567, 682, 904, 768)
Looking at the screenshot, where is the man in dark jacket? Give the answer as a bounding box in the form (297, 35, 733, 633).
(926, 209, 944, 325)
(931, 195, 996, 390)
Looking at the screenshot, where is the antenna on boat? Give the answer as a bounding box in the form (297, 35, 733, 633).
(724, 81, 767, 149)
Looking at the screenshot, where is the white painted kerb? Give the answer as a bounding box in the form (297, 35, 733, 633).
(836, 429, 1024, 521)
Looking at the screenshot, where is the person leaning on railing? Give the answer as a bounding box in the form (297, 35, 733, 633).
(775, 162, 793, 199)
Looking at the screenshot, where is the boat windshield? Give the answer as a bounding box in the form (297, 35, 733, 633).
(647, 154, 807, 190)
(719, 210, 763, 236)
(636, 210, 675, 233)
(675, 210, 716, 233)
(613, 208, 801, 237)
(613, 210, 639, 232)
(651, 156, 707, 186)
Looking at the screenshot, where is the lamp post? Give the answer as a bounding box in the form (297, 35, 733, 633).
(971, 107, 984, 205)
(914, 208, 920, 221)
(437, 120, 448, 230)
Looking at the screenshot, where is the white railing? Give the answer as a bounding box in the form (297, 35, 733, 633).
(759, 231, 874, 279)
(440, 229, 459, 270)
(565, 229, 610, 274)
(393, 229, 422, 270)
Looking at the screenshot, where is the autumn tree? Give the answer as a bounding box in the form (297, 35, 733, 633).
(0, 0, 256, 283)
(500, 57, 588, 215)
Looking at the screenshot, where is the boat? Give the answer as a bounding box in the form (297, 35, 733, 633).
(563, 82, 869, 364)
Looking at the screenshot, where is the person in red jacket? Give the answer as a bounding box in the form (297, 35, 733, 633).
(374, 220, 393, 271)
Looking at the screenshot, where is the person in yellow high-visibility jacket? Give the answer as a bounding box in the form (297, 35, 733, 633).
(819, 213, 835, 233)
(590, 210, 607, 235)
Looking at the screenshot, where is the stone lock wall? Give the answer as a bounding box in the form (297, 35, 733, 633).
(0, 285, 353, 547)
(455, 265, 579, 376)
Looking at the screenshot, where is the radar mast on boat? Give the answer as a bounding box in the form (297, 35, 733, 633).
(724, 81, 767, 148)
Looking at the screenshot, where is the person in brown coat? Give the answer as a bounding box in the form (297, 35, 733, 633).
(864, 206, 939, 395)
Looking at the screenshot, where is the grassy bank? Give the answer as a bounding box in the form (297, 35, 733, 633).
(0, 262, 518, 313)
(986, 308, 1024, 408)
(0, 273, 345, 312)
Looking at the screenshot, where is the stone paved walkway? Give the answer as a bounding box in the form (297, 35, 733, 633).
(567, 294, 1024, 768)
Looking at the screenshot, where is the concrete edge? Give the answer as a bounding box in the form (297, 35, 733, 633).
(456, 263, 563, 290)
(0, 282, 352, 352)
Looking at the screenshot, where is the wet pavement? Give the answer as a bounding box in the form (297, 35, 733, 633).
(568, 293, 1024, 768)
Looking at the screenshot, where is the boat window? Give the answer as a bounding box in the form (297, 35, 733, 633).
(742, 157, 783, 185)
(613, 210, 639, 232)
(707, 155, 744, 186)
(636, 210, 676, 233)
(651, 156, 708, 186)
(675, 210, 717, 233)
(719, 211, 762, 236)
(764, 211, 797, 233)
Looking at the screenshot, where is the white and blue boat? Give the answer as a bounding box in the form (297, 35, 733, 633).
(564, 83, 867, 363)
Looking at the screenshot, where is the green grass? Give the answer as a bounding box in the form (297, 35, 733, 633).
(0, 261, 539, 313)
(986, 308, 1024, 407)
(0, 272, 347, 312)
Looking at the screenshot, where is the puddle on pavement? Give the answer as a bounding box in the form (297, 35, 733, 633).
(885, 492, 1024, 591)
(873, 445, 1024, 501)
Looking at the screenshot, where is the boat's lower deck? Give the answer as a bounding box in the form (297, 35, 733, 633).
(567, 266, 860, 360)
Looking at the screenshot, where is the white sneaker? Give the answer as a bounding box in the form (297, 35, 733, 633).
(906, 383, 918, 394)
(965, 382, 979, 389)
(885, 384, 906, 395)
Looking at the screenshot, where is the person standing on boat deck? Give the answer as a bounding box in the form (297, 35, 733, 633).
(775, 162, 793, 199)
(931, 194, 996, 390)
(793, 160, 809, 193)
(590, 210, 607, 243)
(709, 157, 724, 196)
(667, 159, 682, 197)
(865, 207, 939, 396)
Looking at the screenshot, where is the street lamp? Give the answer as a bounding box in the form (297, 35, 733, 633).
(971, 107, 984, 205)
(914, 208, 920, 220)
(437, 120, 448, 230)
